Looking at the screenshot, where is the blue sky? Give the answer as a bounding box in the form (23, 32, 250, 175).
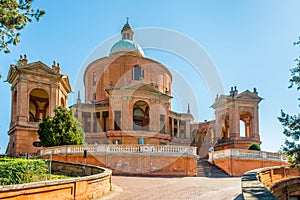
(1, 0, 300, 153)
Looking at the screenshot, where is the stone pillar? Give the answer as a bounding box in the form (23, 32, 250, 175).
(77, 108, 82, 125)
(11, 88, 16, 125)
(171, 118, 174, 137)
(230, 105, 240, 139)
(90, 112, 94, 133)
(165, 113, 169, 135)
(177, 120, 180, 138)
(99, 111, 103, 132)
(185, 120, 191, 141)
(245, 120, 251, 137)
(253, 105, 259, 138)
(17, 80, 28, 125)
(49, 84, 57, 117)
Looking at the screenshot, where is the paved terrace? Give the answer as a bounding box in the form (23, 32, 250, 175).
(103, 176, 242, 200)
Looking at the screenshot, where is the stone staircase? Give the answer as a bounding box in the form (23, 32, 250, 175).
(197, 160, 231, 178)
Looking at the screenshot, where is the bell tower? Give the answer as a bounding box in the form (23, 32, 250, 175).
(212, 87, 262, 150)
(6, 56, 71, 156)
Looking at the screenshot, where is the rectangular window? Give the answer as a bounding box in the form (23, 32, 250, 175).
(93, 112, 100, 132)
(102, 111, 109, 132)
(180, 121, 186, 139)
(82, 112, 91, 132)
(92, 93, 96, 100)
(160, 114, 165, 134)
(93, 72, 96, 86)
(133, 66, 142, 80)
(169, 117, 172, 135)
(114, 110, 121, 130)
(174, 119, 178, 137)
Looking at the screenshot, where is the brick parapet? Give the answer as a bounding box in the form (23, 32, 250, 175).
(241, 166, 300, 200)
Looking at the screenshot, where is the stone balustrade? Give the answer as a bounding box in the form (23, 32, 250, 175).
(209, 149, 288, 162)
(38, 144, 197, 156)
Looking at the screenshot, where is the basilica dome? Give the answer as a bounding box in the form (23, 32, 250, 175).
(110, 39, 145, 57)
(109, 18, 145, 57)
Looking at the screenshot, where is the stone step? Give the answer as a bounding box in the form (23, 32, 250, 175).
(197, 160, 231, 178)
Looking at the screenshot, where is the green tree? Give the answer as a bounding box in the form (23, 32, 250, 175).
(38, 106, 85, 147)
(0, 0, 45, 53)
(248, 143, 261, 151)
(278, 38, 300, 165)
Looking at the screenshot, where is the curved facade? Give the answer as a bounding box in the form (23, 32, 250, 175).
(76, 21, 189, 145)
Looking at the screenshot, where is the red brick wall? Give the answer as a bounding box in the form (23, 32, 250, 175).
(213, 158, 288, 177)
(46, 153, 197, 177)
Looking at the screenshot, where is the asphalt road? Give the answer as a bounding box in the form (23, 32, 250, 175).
(102, 175, 242, 200)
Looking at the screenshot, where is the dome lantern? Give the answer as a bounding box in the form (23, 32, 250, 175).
(121, 17, 133, 40)
(109, 18, 145, 57)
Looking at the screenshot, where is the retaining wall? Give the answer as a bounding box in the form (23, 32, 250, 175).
(0, 161, 112, 200)
(209, 149, 288, 176)
(45, 153, 197, 177)
(242, 166, 300, 200)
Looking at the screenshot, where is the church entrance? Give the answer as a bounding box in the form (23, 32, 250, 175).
(133, 101, 149, 131)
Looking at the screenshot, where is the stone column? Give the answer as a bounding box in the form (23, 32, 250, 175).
(185, 120, 191, 141)
(171, 118, 174, 137)
(17, 80, 28, 125)
(253, 105, 259, 139)
(230, 105, 240, 139)
(99, 111, 103, 132)
(49, 84, 58, 117)
(177, 120, 180, 138)
(77, 108, 82, 124)
(90, 112, 94, 133)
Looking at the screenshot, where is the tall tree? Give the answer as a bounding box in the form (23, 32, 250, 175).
(0, 0, 45, 53)
(278, 38, 300, 165)
(38, 106, 85, 147)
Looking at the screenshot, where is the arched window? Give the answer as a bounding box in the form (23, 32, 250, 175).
(29, 89, 49, 122)
(133, 101, 149, 131)
(133, 66, 144, 81)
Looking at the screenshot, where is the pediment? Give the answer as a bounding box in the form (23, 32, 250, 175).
(124, 82, 167, 94)
(19, 61, 58, 76)
(235, 90, 262, 100)
(106, 82, 172, 98)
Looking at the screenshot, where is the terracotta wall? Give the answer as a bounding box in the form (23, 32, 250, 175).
(242, 166, 300, 200)
(0, 161, 112, 200)
(213, 158, 288, 177)
(45, 153, 197, 177)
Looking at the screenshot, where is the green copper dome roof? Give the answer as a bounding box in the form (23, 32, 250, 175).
(110, 39, 145, 57)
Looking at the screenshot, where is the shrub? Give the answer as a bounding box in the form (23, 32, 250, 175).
(248, 143, 261, 151)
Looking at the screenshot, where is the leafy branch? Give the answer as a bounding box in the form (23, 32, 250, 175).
(0, 0, 45, 53)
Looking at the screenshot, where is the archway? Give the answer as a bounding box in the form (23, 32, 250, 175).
(29, 89, 49, 122)
(133, 100, 149, 131)
(191, 129, 200, 144)
(240, 111, 252, 137)
(221, 115, 230, 139)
